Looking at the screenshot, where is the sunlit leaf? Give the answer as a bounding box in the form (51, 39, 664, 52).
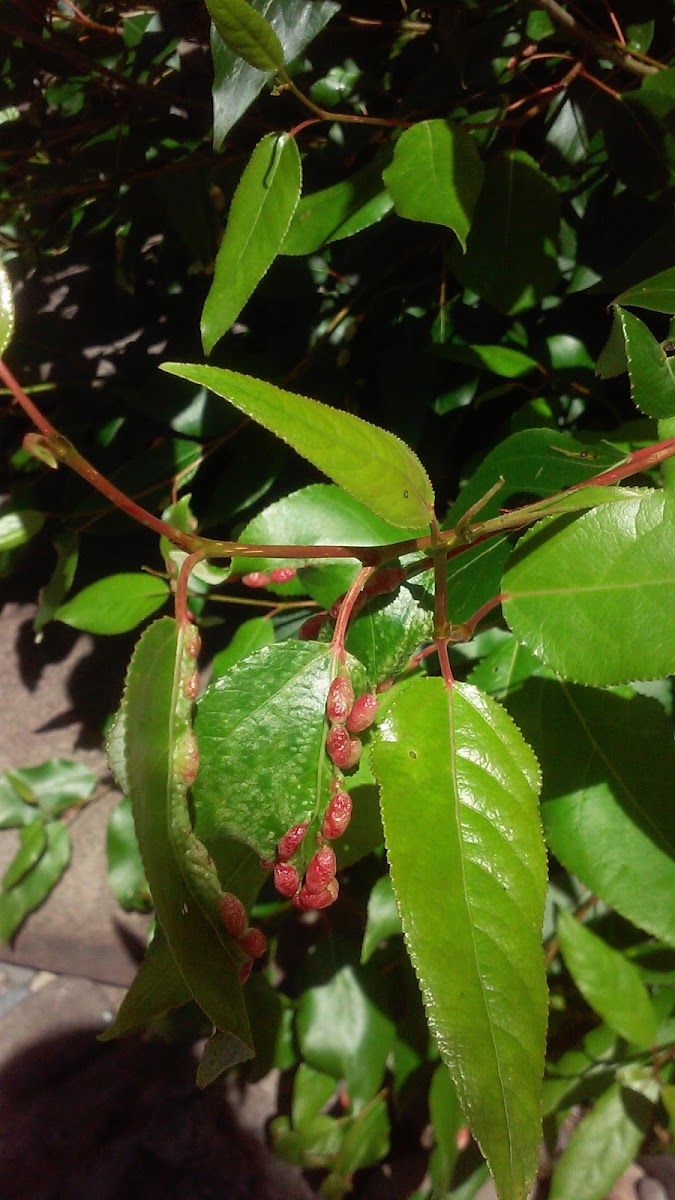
(56, 573, 170, 635)
(616, 305, 675, 418)
(0, 259, 14, 356)
(383, 120, 484, 250)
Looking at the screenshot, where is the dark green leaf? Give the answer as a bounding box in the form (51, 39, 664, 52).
(194, 640, 365, 860)
(428, 1065, 463, 1194)
(2, 821, 47, 890)
(361, 873, 401, 964)
(504, 674, 675, 946)
(201, 133, 301, 355)
(4, 759, 96, 817)
(557, 912, 658, 1049)
(596, 309, 628, 380)
(209, 617, 275, 682)
(617, 266, 675, 314)
(606, 69, 675, 196)
(371, 679, 547, 1200)
(282, 156, 393, 255)
(383, 120, 484, 250)
(617, 306, 675, 418)
(0, 259, 14, 355)
(106, 796, 151, 912)
(56, 573, 170, 634)
(0, 508, 44, 551)
(204, 0, 284, 70)
(548, 1075, 659, 1200)
(543, 1024, 618, 1117)
(211, 0, 338, 147)
(503, 490, 675, 685)
(451, 150, 561, 314)
(0, 821, 70, 942)
(100, 925, 192, 1040)
(161, 364, 435, 529)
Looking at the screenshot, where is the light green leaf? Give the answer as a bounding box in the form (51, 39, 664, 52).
(617, 266, 675, 313)
(201, 133, 301, 354)
(343, 580, 432, 687)
(504, 671, 675, 947)
(617, 306, 675, 418)
(371, 679, 547, 1200)
(435, 342, 537, 378)
(0, 821, 71, 943)
(557, 912, 658, 1049)
(0, 508, 45, 551)
(56, 573, 170, 634)
(361, 873, 402, 964)
(209, 617, 275, 682)
(121, 617, 253, 1055)
(502, 490, 675, 685)
(4, 758, 96, 816)
(292, 1064, 337, 1128)
(383, 120, 484, 250)
(211, 0, 339, 147)
(0, 259, 14, 356)
(2, 822, 47, 891)
(451, 150, 561, 314)
(161, 363, 435, 529)
(282, 156, 394, 255)
(0, 775, 36, 829)
(204, 0, 284, 70)
(549, 1077, 658, 1200)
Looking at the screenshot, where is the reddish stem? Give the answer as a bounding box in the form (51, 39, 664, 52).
(331, 566, 377, 659)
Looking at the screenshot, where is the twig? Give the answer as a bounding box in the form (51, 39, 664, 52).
(531, 0, 662, 77)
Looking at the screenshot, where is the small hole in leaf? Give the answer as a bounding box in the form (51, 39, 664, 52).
(403, 490, 409, 498)
(409, 749, 417, 759)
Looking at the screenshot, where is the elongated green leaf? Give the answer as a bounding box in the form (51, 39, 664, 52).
(209, 617, 275, 682)
(0, 508, 44, 551)
(503, 490, 675, 685)
(0, 259, 14, 356)
(194, 641, 365, 861)
(161, 363, 435, 529)
(435, 342, 537, 378)
(282, 156, 393, 255)
(100, 925, 192, 1040)
(617, 266, 675, 313)
(0, 821, 70, 942)
(451, 150, 561, 314)
(371, 679, 547, 1200)
(205, 0, 284, 70)
(557, 912, 657, 1049)
(333, 1093, 390, 1178)
(617, 306, 675, 417)
(211, 0, 338, 147)
(33, 529, 79, 637)
(56, 573, 170, 634)
(504, 674, 675, 946)
(201, 133, 301, 354)
(2, 822, 47, 890)
(121, 618, 253, 1055)
(383, 120, 484, 250)
(549, 1076, 658, 1200)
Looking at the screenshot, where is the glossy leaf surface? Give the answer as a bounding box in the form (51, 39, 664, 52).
(557, 911, 657, 1049)
(0, 508, 44, 551)
(617, 266, 675, 313)
(0, 260, 13, 355)
(201, 133, 301, 354)
(617, 305, 675, 417)
(2, 822, 47, 891)
(505, 673, 675, 946)
(282, 157, 393, 255)
(503, 490, 675, 684)
(343, 580, 432, 686)
(209, 616, 275, 682)
(383, 120, 484, 249)
(372, 679, 547, 1200)
(205, 0, 284, 70)
(162, 363, 435, 529)
(3, 758, 96, 816)
(56, 573, 170, 634)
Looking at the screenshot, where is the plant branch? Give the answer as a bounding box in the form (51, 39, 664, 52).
(531, 0, 662, 76)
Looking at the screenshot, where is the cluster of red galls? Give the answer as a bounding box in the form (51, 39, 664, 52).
(241, 566, 297, 588)
(217, 891, 267, 984)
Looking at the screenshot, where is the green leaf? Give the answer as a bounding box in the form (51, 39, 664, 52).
(0, 775, 39, 829)
(616, 306, 675, 418)
(100, 925, 192, 1040)
(543, 1024, 618, 1117)
(557, 911, 658, 1049)
(371, 678, 547, 1200)
(201, 133, 301, 355)
(296, 941, 396, 1111)
(435, 342, 537, 378)
(33, 529, 79, 638)
(2, 821, 47, 890)
(161, 363, 435, 529)
(343, 580, 432, 687)
(209, 617, 275, 682)
(121, 617, 253, 1055)
(361, 873, 401, 964)
(4, 759, 96, 816)
(383, 120, 484, 250)
(0, 259, 14, 356)
(204, 0, 285, 70)
(502, 490, 675, 685)
(617, 266, 675, 314)
(211, 0, 339, 147)
(106, 796, 151, 912)
(504, 674, 675, 947)
(548, 1076, 659, 1200)
(596, 308, 628, 380)
(0, 821, 70, 943)
(193, 640, 365, 860)
(292, 1064, 337, 1128)
(56, 573, 170, 634)
(282, 156, 394, 256)
(428, 1065, 464, 1194)
(451, 150, 561, 314)
(0, 507, 44, 551)
(333, 1093, 390, 1178)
